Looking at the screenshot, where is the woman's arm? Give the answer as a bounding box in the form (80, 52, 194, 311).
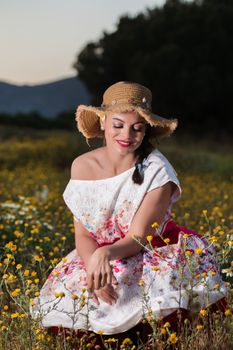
(71, 156, 100, 264)
(99, 181, 173, 261)
(74, 218, 99, 266)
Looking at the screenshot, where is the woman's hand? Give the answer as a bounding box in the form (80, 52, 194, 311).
(86, 247, 118, 291)
(91, 284, 118, 305)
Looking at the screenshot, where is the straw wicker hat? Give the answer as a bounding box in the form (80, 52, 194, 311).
(75, 81, 178, 139)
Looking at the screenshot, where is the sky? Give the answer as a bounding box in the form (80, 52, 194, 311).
(0, 0, 168, 86)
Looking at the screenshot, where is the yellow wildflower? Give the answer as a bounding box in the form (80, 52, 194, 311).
(35, 328, 42, 334)
(224, 309, 232, 317)
(185, 250, 192, 256)
(33, 255, 42, 262)
(16, 264, 22, 269)
(104, 338, 116, 343)
(151, 222, 159, 228)
(146, 235, 153, 242)
(54, 292, 65, 298)
(195, 248, 203, 255)
(11, 288, 21, 297)
(122, 338, 133, 345)
(169, 333, 178, 344)
(196, 324, 204, 331)
(71, 294, 78, 300)
(6, 273, 16, 282)
(200, 309, 207, 317)
(163, 238, 170, 244)
(138, 279, 145, 287)
(160, 327, 166, 335)
(218, 230, 224, 236)
(11, 312, 19, 319)
(147, 315, 153, 322)
(37, 334, 45, 340)
(163, 322, 170, 328)
(209, 236, 218, 243)
(5, 242, 17, 251)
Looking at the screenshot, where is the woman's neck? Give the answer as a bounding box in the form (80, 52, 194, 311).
(103, 147, 139, 175)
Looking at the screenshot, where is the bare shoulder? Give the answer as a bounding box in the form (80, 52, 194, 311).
(71, 147, 105, 180)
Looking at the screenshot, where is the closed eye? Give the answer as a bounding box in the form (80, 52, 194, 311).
(113, 125, 123, 128)
(113, 125, 144, 132)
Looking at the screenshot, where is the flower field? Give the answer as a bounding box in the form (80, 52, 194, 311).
(0, 126, 232, 349)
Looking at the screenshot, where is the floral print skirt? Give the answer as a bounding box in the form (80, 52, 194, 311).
(30, 219, 228, 334)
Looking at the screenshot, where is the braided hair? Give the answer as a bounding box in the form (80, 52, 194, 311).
(132, 125, 158, 185)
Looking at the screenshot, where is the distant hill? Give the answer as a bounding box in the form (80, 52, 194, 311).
(0, 76, 91, 119)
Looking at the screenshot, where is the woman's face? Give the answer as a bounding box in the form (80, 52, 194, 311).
(102, 111, 147, 155)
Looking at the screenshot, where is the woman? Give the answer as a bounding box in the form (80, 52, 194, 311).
(30, 81, 228, 344)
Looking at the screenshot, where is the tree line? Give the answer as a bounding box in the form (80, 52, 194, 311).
(73, 0, 233, 137)
(0, 111, 76, 130)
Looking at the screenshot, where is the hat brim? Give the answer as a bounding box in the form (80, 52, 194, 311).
(75, 104, 178, 139)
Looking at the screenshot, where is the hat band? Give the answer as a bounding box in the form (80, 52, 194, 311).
(101, 99, 151, 111)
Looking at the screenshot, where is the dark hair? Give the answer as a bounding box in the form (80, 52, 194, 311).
(132, 125, 158, 185)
